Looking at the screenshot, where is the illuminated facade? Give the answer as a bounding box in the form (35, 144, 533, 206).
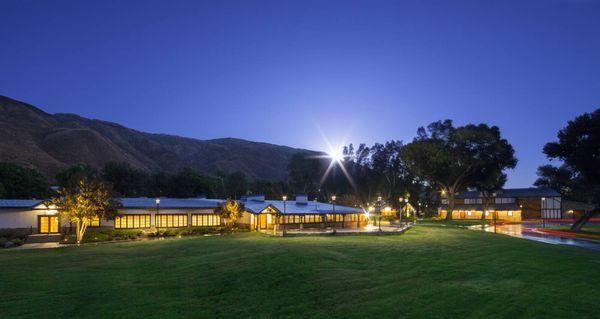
(239, 195, 367, 231)
(438, 188, 564, 221)
(0, 195, 367, 235)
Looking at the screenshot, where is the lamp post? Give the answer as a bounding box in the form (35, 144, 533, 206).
(155, 198, 160, 234)
(281, 195, 287, 235)
(398, 197, 404, 225)
(404, 197, 409, 224)
(331, 195, 337, 231)
(416, 202, 421, 224)
(377, 196, 382, 232)
(541, 197, 546, 228)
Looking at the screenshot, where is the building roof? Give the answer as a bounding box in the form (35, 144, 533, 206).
(441, 203, 521, 211)
(0, 199, 44, 208)
(118, 197, 224, 209)
(456, 188, 560, 199)
(242, 199, 363, 215)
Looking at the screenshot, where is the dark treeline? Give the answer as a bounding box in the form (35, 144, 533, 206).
(0, 162, 289, 200)
(287, 142, 439, 215)
(57, 162, 290, 199)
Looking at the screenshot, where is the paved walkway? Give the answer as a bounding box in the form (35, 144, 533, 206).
(276, 223, 412, 237)
(469, 223, 600, 251)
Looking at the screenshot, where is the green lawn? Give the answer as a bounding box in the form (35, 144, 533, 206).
(1, 227, 599, 319)
(418, 218, 489, 227)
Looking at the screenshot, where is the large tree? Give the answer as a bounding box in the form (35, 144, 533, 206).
(542, 108, 600, 231)
(402, 120, 517, 220)
(51, 178, 120, 244)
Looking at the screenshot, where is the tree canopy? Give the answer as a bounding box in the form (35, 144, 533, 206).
(50, 178, 120, 244)
(540, 108, 600, 230)
(402, 120, 517, 219)
(0, 163, 52, 199)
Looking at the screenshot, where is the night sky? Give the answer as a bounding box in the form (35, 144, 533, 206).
(1, 0, 599, 187)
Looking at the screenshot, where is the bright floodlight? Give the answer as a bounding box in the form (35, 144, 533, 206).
(328, 149, 344, 163)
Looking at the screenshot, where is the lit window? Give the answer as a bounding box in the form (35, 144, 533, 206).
(508, 211, 513, 216)
(86, 216, 100, 227)
(467, 211, 472, 216)
(191, 214, 221, 227)
(115, 215, 151, 229)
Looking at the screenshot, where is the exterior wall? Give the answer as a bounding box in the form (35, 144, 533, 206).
(116, 208, 218, 229)
(439, 209, 522, 222)
(518, 198, 542, 220)
(237, 211, 252, 225)
(0, 208, 65, 231)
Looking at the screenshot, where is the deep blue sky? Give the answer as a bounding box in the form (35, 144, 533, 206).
(1, 0, 599, 187)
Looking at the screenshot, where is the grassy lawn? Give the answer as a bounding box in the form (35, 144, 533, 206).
(418, 218, 489, 227)
(1, 227, 599, 319)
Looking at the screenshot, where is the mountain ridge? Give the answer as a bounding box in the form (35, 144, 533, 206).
(0, 95, 314, 181)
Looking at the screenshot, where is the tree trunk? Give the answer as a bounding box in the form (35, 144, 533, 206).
(75, 218, 89, 245)
(445, 189, 455, 221)
(570, 209, 599, 231)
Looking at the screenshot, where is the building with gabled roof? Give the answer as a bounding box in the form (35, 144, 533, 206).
(438, 187, 563, 221)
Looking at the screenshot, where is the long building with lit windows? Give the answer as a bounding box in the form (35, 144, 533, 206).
(0, 195, 366, 237)
(438, 187, 569, 221)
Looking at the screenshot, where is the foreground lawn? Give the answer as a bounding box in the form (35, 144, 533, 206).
(1, 227, 599, 318)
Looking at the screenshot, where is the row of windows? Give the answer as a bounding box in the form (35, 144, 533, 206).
(115, 214, 222, 229)
(280, 214, 365, 224)
(495, 197, 515, 204)
(465, 210, 515, 217)
(191, 214, 221, 227)
(115, 215, 151, 229)
(158, 214, 188, 228)
(464, 198, 516, 204)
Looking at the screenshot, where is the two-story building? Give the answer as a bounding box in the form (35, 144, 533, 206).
(438, 188, 563, 221)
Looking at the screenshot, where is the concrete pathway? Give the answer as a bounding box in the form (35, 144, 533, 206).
(469, 223, 600, 251)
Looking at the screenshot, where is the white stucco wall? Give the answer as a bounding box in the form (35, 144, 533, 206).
(1, 207, 220, 230)
(0, 208, 61, 229)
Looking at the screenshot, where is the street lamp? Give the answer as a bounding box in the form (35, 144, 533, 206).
(541, 197, 546, 228)
(155, 198, 161, 233)
(377, 196, 382, 231)
(398, 197, 404, 225)
(331, 195, 337, 231)
(282, 195, 287, 213)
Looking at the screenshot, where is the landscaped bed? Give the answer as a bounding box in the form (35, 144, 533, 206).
(1, 226, 598, 318)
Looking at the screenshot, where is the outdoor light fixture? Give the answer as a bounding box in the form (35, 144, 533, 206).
(282, 195, 287, 201)
(155, 198, 160, 205)
(331, 195, 336, 201)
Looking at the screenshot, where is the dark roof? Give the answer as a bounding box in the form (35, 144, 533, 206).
(0, 199, 43, 208)
(118, 198, 223, 209)
(456, 188, 560, 199)
(441, 203, 521, 211)
(243, 199, 362, 215)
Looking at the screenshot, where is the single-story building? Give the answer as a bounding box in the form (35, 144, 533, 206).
(239, 194, 366, 231)
(0, 195, 366, 235)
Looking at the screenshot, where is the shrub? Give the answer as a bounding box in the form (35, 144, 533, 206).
(0, 228, 30, 241)
(11, 238, 24, 246)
